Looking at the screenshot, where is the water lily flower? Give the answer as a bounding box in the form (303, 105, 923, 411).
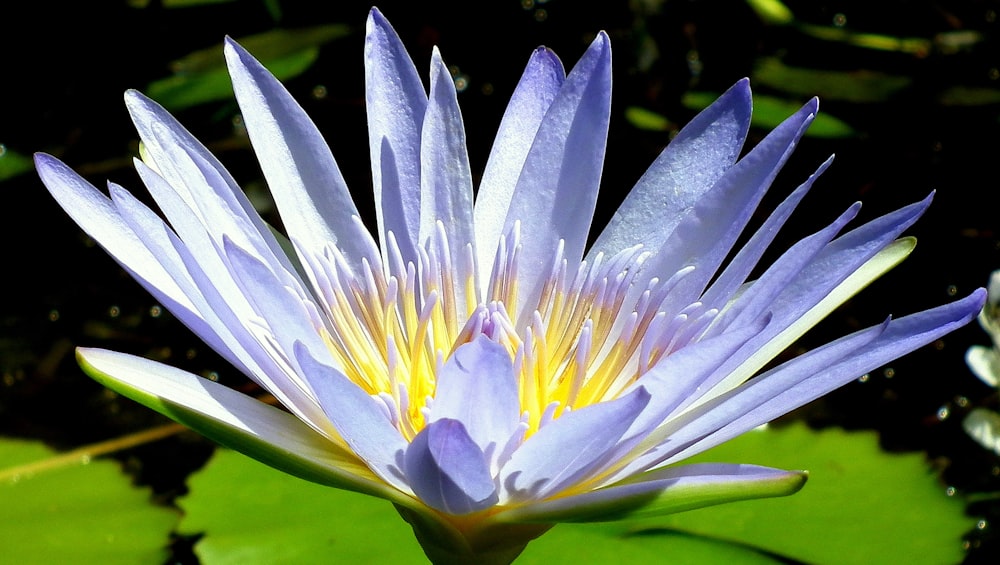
(35, 7, 984, 564)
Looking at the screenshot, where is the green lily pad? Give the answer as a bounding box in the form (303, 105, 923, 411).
(177, 449, 424, 564)
(654, 423, 971, 565)
(179, 449, 787, 564)
(179, 423, 970, 564)
(519, 523, 785, 564)
(0, 437, 179, 564)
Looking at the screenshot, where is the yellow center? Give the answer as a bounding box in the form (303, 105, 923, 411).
(314, 224, 700, 441)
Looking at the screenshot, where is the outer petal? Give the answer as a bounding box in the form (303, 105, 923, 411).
(492, 463, 805, 524)
(128, 165, 332, 432)
(613, 316, 889, 479)
(659, 289, 986, 467)
(589, 316, 772, 487)
(106, 180, 249, 373)
(628, 314, 772, 429)
(762, 195, 933, 330)
(405, 419, 499, 515)
(223, 38, 379, 273)
(124, 90, 296, 283)
(429, 336, 522, 471)
(218, 239, 355, 437)
(35, 154, 190, 315)
(365, 7, 428, 266)
(37, 156, 327, 427)
(75, 348, 405, 502)
(699, 196, 933, 404)
(589, 79, 752, 259)
(499, 32, 612, 326)
(475, 47, 565, 287)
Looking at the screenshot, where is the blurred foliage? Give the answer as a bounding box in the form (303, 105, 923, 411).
(0, 146, 34, 181)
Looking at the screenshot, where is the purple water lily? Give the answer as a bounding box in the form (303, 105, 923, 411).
(35, 7, 984, 564)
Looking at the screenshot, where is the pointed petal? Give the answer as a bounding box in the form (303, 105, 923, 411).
(82, 160, 333, 433)
(223, 38, 378, 272)
(76, 348, 404, 501)
(499, 32, 612, 325)
(419, 46, 477, 306)
(700, 196, 933, 403)
(617, 316, 888, 477)
(765, 195, 933, 330)
(589, 79, 752, 259)
(500, 386, 649, 502)
(594, 316, 771, 483)
(124, 90, 294, 279)
(699, 156, 833, 311)
(365, 7, 427, 265)
(130, 158, 261, 323)
(430, 336, 521, 469)
(662, 289, 986, 466)
(475, 47, 565, 286)
(492, 463, 805, 523)
(36, 157, 292, 407)
(639, 99, 819, 319)
(294, 342, 411, 492)
(725, 201, 862, 329)
(405, 418, 499, 515)
(35, 154, 189, 311)
(107, 181, 246, 369)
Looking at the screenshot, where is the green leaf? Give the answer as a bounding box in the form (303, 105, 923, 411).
(0, 437, 178, 564)
(147, 50, 318, 110)
(0, 145, 35, 181)
(797, 24, 932, 55)
(938, 86, 1000, 107)
(745, 0, 794, 26)
(754, 57, 911, 103)
(651, 423, 971, 565)
(683, 91, 856, 137)
(624, 106, 672, 131)
(180, 450, 789, 564)
(146, 25, 350, 110)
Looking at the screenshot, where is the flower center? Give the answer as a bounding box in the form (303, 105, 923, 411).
(310, 222, 714, 441)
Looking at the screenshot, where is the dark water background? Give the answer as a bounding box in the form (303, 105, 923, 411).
(2, 1, 999, 562)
